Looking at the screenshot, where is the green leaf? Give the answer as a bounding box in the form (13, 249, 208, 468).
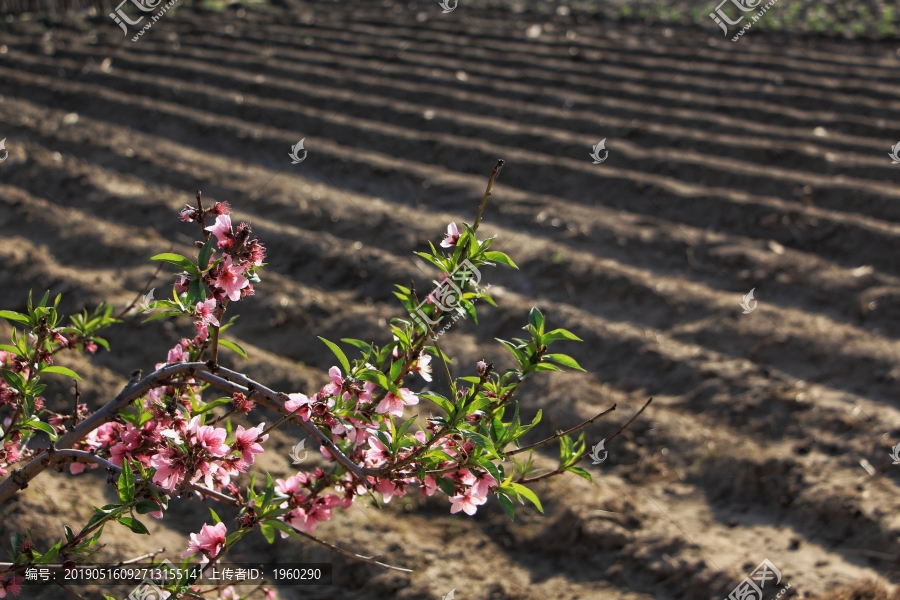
(218, 339, 248, 360)
(544, 354, 585, 371)
(117, 516, 149, 535)
(198, 236, 215, 270)
(509, 483, 543, 513)
(22, 419, 58, 441)
(118, 460, 135, 504)
(267, 519, 301, 539)
(530, 363, 562, 372)
(143, 310, 183, 323)
(528, 308, 544, 335)
(259, 522, 275, 544)
(151, 253, 200, 276)
(419, 392, 454, 414)
(543, 328, 583, 343)
(357, 369, 399, 395)
(88, 524, 105, 546)
(0, 311, 29, 325)
(186, 278, 204, 307)
(567, 466, 593, 483)
(389, 358, 404, 382)
(193, 397, 231, 415)
(318, 337, 350, 374)
(497, 492, 516, 520)
(1, 370, 24, 392)
(341, 338, 372, 355)
(483, 251, 518, 269)
(35, 540, 62, 565)
(497, 339, 528, 367)
(262, 473, 275, 509)
(436, 477, 456, 497)
(39, 365, 83, 381)
(209, 508, 222, 524)
(135, 499, 161, 515)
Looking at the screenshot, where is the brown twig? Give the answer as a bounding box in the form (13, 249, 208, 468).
(114, 253, 169, 320)
(504, 404, 617, 457)
(473, 159, 504, 232)
(42, 449, 238, 504)
(517, 398, 652, 485)
(72, 380, 81, 427)
(113, 548, 166, 566)
(191, 367, 370, 487)
(53, 580, 87, 600)
(290, 527, 411, 573)
(207, 306, 225, 371)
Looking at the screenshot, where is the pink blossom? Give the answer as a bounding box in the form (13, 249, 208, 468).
(412, 353, 432, 382)
(192, 422, 230, 457)
(151, 448, 186, 490)
(220, 587, 238, 600)
(84, 341, 98, 354)
(285, 393, 310, 421)
(167, 343, 186, 364)
(449, 488, 487, 516)
(195, 298, 219, 327)
(284, 497, 336, 533)
(354, 381, 376, 405)
(440, 222, 460, 248)
(109, 443, 129, 467)
(232, 423, 268, 465)
(365, 434, 392, 466)
(375, 388, 419, 417)
(148, 499, 165, 520)
(182, 522, 227, 559)
(205, 214, 233, 248)
(194, 320, 210, 342)
(179, 205, 196, 222)
(375, 478, 399, 503)
(0, 576, 23, 598)
(473, 472, 497, 500)
(422, 475, 437, 497)
(210, 201, 230, 216)
(323, 366, 343, 397)
(210, 256, 249, 302)
(276, 472, 309, 497)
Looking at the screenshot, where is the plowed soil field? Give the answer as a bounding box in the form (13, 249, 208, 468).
(1, 2, 899, 598)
